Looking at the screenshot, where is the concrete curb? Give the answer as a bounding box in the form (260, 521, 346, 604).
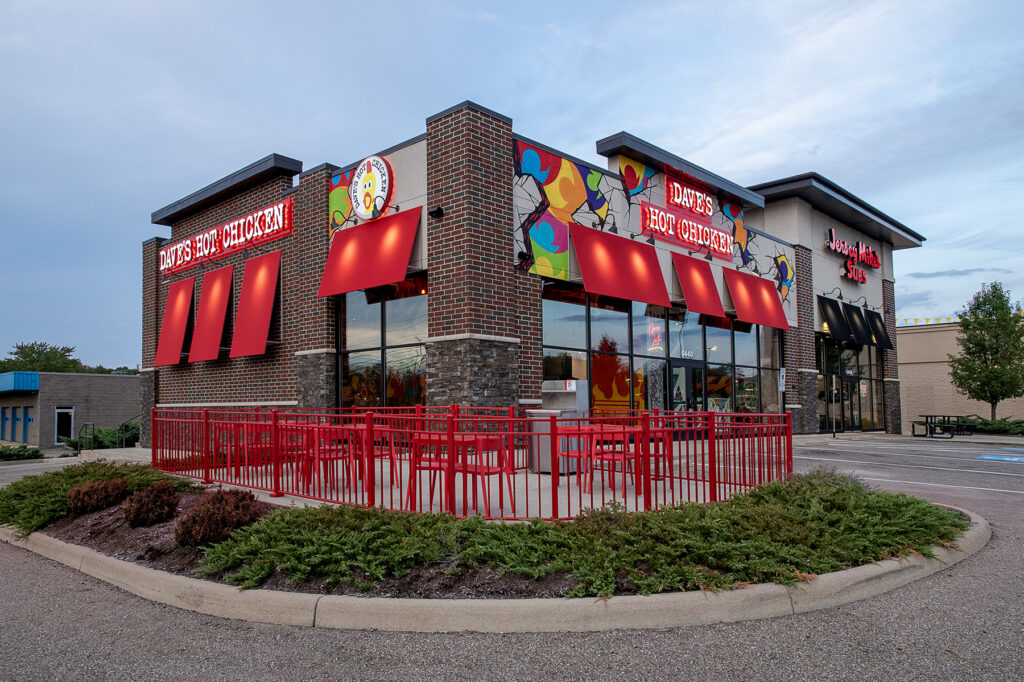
(0, 506, 989, 633)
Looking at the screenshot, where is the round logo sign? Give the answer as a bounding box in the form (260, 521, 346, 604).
(349, 155, 394, 221)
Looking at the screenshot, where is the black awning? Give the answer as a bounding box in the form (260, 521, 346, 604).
(864, 309, 894, 350)
(843, 303, 875, 346)
(817, 296, 854, 342)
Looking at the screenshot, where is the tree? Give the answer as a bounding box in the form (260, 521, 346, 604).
(0, 342, 85, 373)
(947, 282, 1024, 420)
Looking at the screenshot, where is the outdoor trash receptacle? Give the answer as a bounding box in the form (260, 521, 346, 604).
(525, 409, 579, 474)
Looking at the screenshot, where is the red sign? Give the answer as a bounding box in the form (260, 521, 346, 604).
(825, 228, 879, 284)
(641, 200, 733, 259)
(665, 177, 714, 220)
(159, 198, 293, 274)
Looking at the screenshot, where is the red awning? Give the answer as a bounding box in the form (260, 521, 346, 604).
(317, 207, 421, 298)
(230, 251, 282, 358)
(722, 268, 790, 330)
(154, 277, 195, 366)
(670, 252, 726, 318)
(188, 265, 234, 363)
(568, 224, 670, 307)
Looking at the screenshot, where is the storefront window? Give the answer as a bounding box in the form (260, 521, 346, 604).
(385, 346, 425, 407)
(542, 282, 587, 349)
(705, 318, 732, 365)
(590, 296, 629, 354)
(344, 291, 381, 350)
(706, 364, 733, 412)
(385, 293, 427, 347)
(342, 350, 381, 407)
(734, 366, 759, 412)
(734, 322, 757, 367)
(761, 369, 780, 413)
(340, 276, 426, 408)
(633, 357, 666, 411)
(543, 349, 587, 381)
(591, 352, 631, 411)
(632, 302, 666, 358)
(668, 310, 702, 361)
(761, 327, 782, 368)
(872, 379, 884, 430)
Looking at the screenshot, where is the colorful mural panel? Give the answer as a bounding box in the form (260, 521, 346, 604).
(328, 170, 354, 236)
(511, 140, 798, 319)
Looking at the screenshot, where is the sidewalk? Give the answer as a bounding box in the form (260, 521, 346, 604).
(793, 431, 1024, 447)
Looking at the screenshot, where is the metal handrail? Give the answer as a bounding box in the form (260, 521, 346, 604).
(116, 414, 142, 448)
(75, 422, 95, 455)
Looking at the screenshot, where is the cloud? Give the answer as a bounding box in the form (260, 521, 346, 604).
(905, 268, 1013, 279)
(895, 290, 934, 308)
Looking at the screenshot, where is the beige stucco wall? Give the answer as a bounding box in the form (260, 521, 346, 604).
(896, 322, 1024, 431)
(382, 138, 427, 270)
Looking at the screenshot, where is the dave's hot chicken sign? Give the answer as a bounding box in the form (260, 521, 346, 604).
(640, 175, 732, 258)
(159, 198, 293, 274)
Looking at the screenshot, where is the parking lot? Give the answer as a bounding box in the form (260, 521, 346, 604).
(1, 438, 1022, 680)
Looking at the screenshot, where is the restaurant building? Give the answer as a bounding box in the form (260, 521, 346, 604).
(140, 101, 922, 442)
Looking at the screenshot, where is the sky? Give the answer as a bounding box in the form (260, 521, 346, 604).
(1, 0, 1021, 368)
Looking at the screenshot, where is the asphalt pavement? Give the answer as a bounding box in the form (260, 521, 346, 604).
(1, 440, 1022, 680)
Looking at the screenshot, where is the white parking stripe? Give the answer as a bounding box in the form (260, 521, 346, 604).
(797, 448, 1012, 464)
(795, 455, 1024, 478)
(860, 477, 1024, 495)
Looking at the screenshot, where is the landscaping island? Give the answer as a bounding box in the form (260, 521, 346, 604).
(0, 463, 967, 600)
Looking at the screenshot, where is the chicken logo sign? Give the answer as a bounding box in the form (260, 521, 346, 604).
(349, 155, 394, 221)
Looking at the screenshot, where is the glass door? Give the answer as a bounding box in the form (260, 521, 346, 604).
(842, 379, 861, 431)
(670, 360, 705, 412)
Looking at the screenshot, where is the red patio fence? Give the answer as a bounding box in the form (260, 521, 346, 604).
(151, 406, 792, 521)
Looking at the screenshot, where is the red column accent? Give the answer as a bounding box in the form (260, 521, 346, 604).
(445, 413, 457, 515)
(201, 409, 212, 484)
(549, 415, 559, 521)
(707, 411, 718, 503)
(270, 410, 283, 497)
(364, 411, 376, 508)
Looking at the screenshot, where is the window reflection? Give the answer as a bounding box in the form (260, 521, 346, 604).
(668, 310, 702, 361)
(590, 296, 629, 354)
(707, 364, 733, 412)
(385, 346, 425, 407)
(591, 352, 630, 411)
(632, 302, 666, 358)
(342, 351, 381, 408)
(386, 294, 426, 347)
(542, 282, 587, 349)
(734, 366, 759, 412)
(704, 317, 732, 364)
(734, 322, 756, 366)
(543, 349, 587, 381)
(344, 291, 381, 350)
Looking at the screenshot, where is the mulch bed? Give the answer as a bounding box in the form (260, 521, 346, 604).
(42, 493, 578, 599)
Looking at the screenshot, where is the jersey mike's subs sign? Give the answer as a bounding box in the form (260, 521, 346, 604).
(159, 198, 293, 274)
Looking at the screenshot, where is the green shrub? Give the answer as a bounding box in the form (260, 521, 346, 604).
(59, 421, 140, 451)
(0, 444, 44, 461)
(0, 462, 197, 535)
(962, 415, 1024, 435)
(66, 478, 128, 515)
(122, 482, 179, 528)
(175, 489, 261, 547)
(199, 469, 967, 597)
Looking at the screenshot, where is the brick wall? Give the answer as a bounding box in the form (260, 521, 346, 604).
(424, 103, 536, 405)
(882, 279, 901, 433)
(142, 165, 337, 412)
(33, 373, 141, 448)
(784, 245, 818, 433)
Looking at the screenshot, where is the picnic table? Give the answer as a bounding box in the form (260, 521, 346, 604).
(913, 415, 976, 438)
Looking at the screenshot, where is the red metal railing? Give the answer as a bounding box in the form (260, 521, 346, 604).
(151, 406, 791, 520)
